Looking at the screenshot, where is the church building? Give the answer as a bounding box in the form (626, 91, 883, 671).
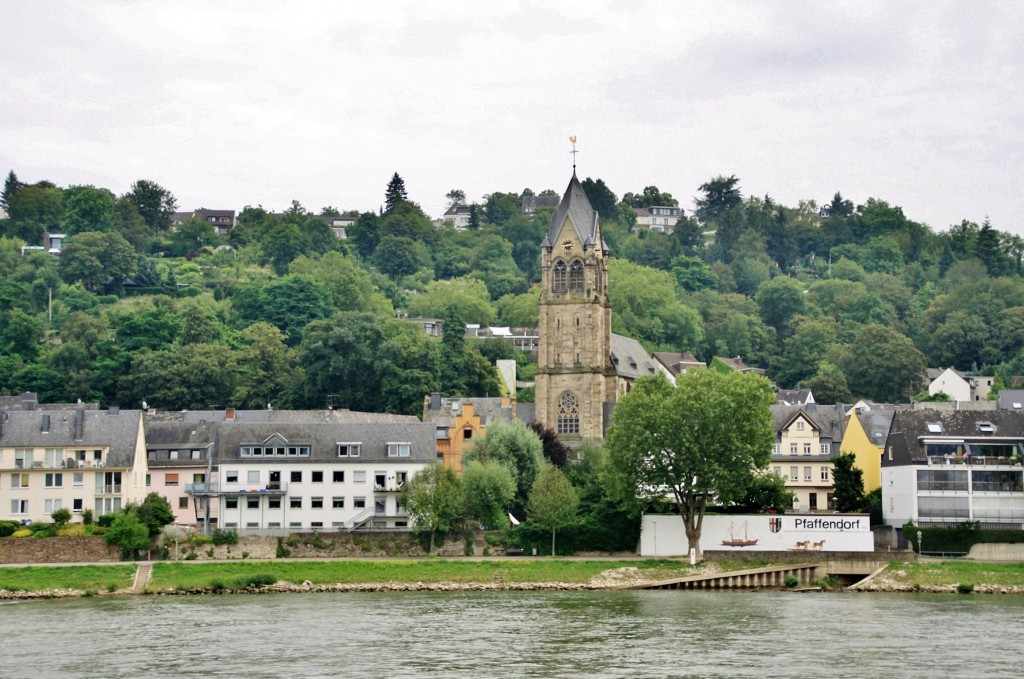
(535, 173, 658, 443)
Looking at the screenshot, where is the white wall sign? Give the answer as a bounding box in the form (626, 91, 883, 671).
(640, 513, 874, 556)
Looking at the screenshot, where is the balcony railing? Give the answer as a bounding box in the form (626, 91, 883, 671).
(96, 484, 122, 494)
(186, 482, 288, 495)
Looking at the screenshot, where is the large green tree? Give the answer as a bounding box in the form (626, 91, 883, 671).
(461, 459, 516, 530)
(831, 452, 866, 513)
(463, 420, 544, 519)
(58, 231, 137, 291)
(605, 370, 775, 558)
(124, 180, 177, 232)
(401, 463, 464, 551)
(384, 172, 408, 214)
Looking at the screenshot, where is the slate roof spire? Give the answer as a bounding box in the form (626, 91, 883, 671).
(542, 173, 599, 249)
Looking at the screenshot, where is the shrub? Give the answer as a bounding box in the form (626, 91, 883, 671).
(84, 589, 97, 597)
(211, 580, 226, 592)
(784, 575, 799, 588)
(0, 520, 22, 537)
(211, 529, 238, 545)
(189, 533, 213, 547)
(97, 514, 116, 528)
(957, 583, 975, 594)
(464, 534, 475, 556)
(51, 508, 72, 528)
(81, 509, 94, 525)
(185, 551, 197, 560)
(234, 573, 276, 589)
(241, 551, 249, 559)
(276, 537, 291, 559)
(12, 529, 32, 538)
(107, 583, 118, 593)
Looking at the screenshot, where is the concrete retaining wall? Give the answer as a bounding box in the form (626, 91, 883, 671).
(967, 543, 1024, 562)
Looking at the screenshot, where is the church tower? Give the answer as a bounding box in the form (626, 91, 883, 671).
(535, 173, 616, 442)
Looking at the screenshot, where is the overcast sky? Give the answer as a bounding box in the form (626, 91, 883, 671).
(2, 1, 1022, 234)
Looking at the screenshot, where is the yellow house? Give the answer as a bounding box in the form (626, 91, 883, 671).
(840, 405, 895, 493)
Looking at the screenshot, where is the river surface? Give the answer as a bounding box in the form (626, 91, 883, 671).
(1, 590, 1021, 678)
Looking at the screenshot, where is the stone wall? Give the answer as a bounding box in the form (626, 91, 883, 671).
(0, 536, 120, 564)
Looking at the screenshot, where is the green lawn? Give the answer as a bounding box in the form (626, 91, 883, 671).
(0, 565, 136, 592)
(150, 559, 698, 591)
(885, 561, 1024, 587)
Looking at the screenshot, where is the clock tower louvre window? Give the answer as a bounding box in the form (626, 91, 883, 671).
(569, 259, 584, 291)
(553, 260, 568, 292)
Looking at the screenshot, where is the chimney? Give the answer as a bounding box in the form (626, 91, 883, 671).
(225, 407, 235, 421)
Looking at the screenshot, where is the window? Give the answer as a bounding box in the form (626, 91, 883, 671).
(12, 474, 28, 489)
(73, 472, 84, 487)
(772, 444, 781, 455)
(375, 499, 386, 514)
(311, 521, 323, 528)
(311, 497, 324, 509)
(354, 471, 366, 484)
(568, 259, 584, 292)
(888, 446, 893, 461)
(268, 497, 281, 509)
(226, 471, 239, 483)
(789, 466, 798, 481)
(146, 474, 151, 486)
(246, 522, 259, 528)
(291, 471, 302, 483)
(11, 499, 28, 514)
(44, 499, 62, 513)
(312, 471, 324, 483)
(774, 466, 782, 477)
(337, 443, 361, 457)
(387, 443, 411, 458)
(165, 473, 179, 486)
(796, 421, 805, 431)
(557, 392, 580, 435)
(191, 450, 201, 460)
(820, 443, 830, 455)
(354, 497, 366, 508)
(463, 427, 473, 441)
(553, 259, 567, 292)
(73, 498, 83, 513)
(790, 444, 797, 455)
(290, 497, 302, 509)
(169, 450, 179, 460)
(821, 468, 830, 482)
(333, 471, 345, 483)
(45, 449, 63, 468)
(15, 449, 33, 469)
(247, 470, 260, 484)
(926, 422, 944, 434)
(247, 497, 260, 509)
(803, 466, 812, 481)
(803, 443, 811, 455)
(193, 473, 206, 484)
(45, 473, 63, 488)
(179, 497, 189, 509)
(225, 497, 238, 509)
(333, 497, 345, 508)
(436, 427, 449, 440)
(289, 522, 302, 528)
(977, 421, 996, 433)
(375, 473, 387, 489)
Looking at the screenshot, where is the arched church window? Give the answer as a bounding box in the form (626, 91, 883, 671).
(569, 259, 584, 292)
(553, 260, 568, 293)
(557, 392, 580, 435)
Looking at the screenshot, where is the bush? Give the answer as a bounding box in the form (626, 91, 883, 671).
(276, 537, 291, 559)
(211, 529, 238, 545)
(234, 573, 276, 589)
(12, 529, 32, 538)
(51, 508, 72, 528)
(211, 580, 226, 592)
(81, 509, 94, 526)
(464, 534, 475, 556)
(957, 583, 975, 594)
(903, 521, 1024, 554)
(784, 575, 799, 588)
(0, 520, 22, 537)
(97, 514, 116, 528)
(189, 533, 213, 547)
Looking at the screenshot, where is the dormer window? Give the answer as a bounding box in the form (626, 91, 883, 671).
(337, 443, 361, 457)
(977, 421, 996, 433)
(926, 422, 944, 434)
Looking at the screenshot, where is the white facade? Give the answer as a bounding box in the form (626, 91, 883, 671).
(640, 514, 874, 556)
(882, 463, 1024, 528)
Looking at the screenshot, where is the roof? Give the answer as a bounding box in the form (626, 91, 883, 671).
(884, 407, 1024, 466)
(0, 408, 143, 468)
(771, 403, 847, 441)
(422, 396, 516, 428)
(215, 421, 436, 464)
(155, 409, 420, 425)
(853, 406, 896, 447)
(542, 174, 600, 249)
(652, 352, 705, 377)
(997, 390, 1024, 411)
(0, 392, 100, 411)
(610, 334, 658, 380)
(711, 356, 766, 375)
(776, 389, 814, 406)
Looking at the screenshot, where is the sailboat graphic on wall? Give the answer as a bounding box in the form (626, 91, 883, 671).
(721, 520, 758, 547)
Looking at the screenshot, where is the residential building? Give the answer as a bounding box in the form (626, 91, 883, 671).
(770, 404, 847, 512)
(840, 404, 895, 493)
(710, 356, 766, 376)
(881, 408, 1024, 531)
(0, 408, 148, 524)
(175, 409, 434, 534)
(438, 205, 473, 229)
(632, 206, 680, 233)
(652, 352, 706, 386)
(423, 396, 517, 472)
(144, 419, 218, 527)
(927, 367, 994, 402)
(521, 194, 560, 214)
(776, 389, 815, 406)
(171, 209, 236, 236)
(322, 214, 356, 240)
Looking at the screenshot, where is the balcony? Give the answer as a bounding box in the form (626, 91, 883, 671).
(96, 484, 122, 494)
(374, 482, 405, 493)
(186, 482, 288, 496)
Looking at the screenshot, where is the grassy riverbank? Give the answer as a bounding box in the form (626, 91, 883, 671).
(0, 565, 135, 593)
(880, 561, 1024, 588)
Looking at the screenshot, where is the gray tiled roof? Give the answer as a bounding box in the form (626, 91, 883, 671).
(215, 421, 436, 464)
(422, 397, 516, 428)
(885, 407, 1024, 466)
(771, 403, 847, 441)
(542, 174, 600, 249)
(0, 408, 143, 468)
(855, 407, 896, 447)
(610, 334, 658, 380)
(170, 409, 420, 425)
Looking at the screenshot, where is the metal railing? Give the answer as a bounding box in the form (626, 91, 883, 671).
(185, 482, 288, 495)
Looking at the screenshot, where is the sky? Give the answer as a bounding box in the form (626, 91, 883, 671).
(2, 1, 1022, 233)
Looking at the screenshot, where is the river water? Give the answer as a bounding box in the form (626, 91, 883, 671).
(1, 590, 1021, 678)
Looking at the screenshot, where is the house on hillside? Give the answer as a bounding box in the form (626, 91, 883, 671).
(710, 356, 766, 376)
(770, 404, 847, 512)
(438, 205, 473, 229)
(881, 408, 1024, 533)
(632, 206, 680, 233)
(652, 352, 706, 385)
(0, 408, 148, 524)
(927, 367, 994, 402)
(841, 403, 896, 493)
(776, 389, 815, 406)
(172, 209, 236, 235)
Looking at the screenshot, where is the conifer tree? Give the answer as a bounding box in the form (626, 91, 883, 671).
(1, 170, 23, 210)
(384, 172, 408, 214)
